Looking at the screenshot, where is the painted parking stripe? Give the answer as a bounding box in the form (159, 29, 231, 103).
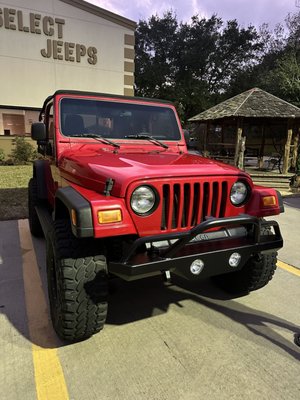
(18, 219, 69, 400)
(277, 260, 300, 277)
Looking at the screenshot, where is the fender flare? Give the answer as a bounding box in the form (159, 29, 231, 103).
(55, 187, 94, 238)
(33, 160, 47, 200)
(276, 190, 285, 213)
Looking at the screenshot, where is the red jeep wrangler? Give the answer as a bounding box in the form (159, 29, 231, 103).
(29, 90, 284, 342)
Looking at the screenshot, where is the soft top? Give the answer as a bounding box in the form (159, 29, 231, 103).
(39, 90, 173, 120)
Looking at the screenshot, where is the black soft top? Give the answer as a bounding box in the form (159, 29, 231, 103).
(39, 90, 173, 120)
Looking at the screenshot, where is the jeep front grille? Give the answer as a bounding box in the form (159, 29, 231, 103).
(161, 181, 228, 230)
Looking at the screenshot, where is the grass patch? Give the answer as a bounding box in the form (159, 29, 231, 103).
(0, 165, 32, 220)
(0, 165, 32, 188)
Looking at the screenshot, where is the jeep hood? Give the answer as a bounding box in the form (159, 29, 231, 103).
(59, 147, 249, 197)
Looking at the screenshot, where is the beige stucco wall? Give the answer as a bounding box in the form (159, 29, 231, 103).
(0, 0, 135, 109)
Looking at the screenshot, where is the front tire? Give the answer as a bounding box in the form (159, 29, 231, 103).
(212, 252, 277, 295)
(46, 220, 108, 342)
(212, 221, 278, 295)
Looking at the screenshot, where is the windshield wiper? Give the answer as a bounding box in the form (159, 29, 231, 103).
(71, 133, 120, 148)
(125, 134, 168, 149)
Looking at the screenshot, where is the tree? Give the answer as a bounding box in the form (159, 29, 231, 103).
(135, 11, 179, 99)
(135, 12, 263, 121)
(228, 12, 300, 107)
(264, 50, 300, 106)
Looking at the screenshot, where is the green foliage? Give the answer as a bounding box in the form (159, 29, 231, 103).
(135, 11, 180, 99)
(264, 50, 300, 106)
(11, 136, 35, 164)
(229, 12, 300, 107)
(135, 10, 300, 121)
(135, 11, 264, 121)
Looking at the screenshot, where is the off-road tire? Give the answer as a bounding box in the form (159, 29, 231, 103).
(28, 177, 43, 237)
(213, 223, 277, 295)
(46, 219, 108, 342)
(213, 252, 277, 295)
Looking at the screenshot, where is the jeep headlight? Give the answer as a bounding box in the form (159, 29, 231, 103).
(131, 186, 156, 215)
(230, 181, 248, 205)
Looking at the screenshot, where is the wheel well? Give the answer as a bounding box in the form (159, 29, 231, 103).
(54, 198, 70, 220)
(54, 187, 94, 238)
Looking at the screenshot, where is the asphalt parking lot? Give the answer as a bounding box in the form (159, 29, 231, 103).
(0, 197, 299, 400)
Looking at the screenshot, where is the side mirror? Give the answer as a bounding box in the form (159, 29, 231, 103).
(31, 122, 46, 141)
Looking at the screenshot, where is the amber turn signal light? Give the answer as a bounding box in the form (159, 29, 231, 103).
(262, 196, 277, 207)
(98, 209, 122, 224)
(71, 209, 77, 226)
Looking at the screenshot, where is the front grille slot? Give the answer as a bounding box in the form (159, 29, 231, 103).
(161, 180, 228, 231)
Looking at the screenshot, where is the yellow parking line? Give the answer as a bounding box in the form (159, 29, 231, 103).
(277, 260, 300, 277)
(18, 219, 69, 400)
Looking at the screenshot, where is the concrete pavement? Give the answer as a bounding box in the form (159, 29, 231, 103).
(270, 196, 300, 269)
(0, 210, 299, 400)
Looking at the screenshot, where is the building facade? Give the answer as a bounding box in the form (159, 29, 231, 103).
(0, 0, 136, 139)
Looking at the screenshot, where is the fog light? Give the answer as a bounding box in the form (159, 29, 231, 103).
(229, 252, 241, 268)
(190, 259, 204, 275)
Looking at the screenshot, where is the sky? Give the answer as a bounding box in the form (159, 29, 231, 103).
(87, 0, 300, 28)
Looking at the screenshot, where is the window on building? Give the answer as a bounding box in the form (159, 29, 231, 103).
(2, 114, 25, 135)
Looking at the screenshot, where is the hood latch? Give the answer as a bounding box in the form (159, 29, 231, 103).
(103, 178, 114, 196)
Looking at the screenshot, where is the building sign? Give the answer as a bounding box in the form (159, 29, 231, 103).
(0, 7, 97, 64)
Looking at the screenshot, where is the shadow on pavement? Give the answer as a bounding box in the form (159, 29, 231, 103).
(283, 196, 300, 209)
(0, 188, 28, 220)
(1, 221, 299, 360)
(107, 275, 300, 361)
(0, 225, 63, 350)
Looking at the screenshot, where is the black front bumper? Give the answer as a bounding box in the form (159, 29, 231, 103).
(108, 215, 283, 281)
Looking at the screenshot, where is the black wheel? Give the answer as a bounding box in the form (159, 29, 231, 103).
(212, 222, 277, 295)
(46, 220, 108, 342)
(212, 252, 277, 295)
(28, 177, 43, 237)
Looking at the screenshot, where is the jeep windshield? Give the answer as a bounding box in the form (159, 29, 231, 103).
(60, 98, 181, 141)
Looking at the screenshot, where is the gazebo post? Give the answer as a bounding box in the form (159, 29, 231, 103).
(258, 123, 265, 169)
(234, 118, 243, 167)
(238, 136, 246, 170)
(221, 120, 224, 143)
(291, 128, 299, 170)
(282, 119, 293, 174)
(203, 121, 209, 157)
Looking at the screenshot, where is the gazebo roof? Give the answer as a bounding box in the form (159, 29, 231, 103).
(188, 87, 300, 122)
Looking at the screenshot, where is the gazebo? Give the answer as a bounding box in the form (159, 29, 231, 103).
(188, 88, 300, 174)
